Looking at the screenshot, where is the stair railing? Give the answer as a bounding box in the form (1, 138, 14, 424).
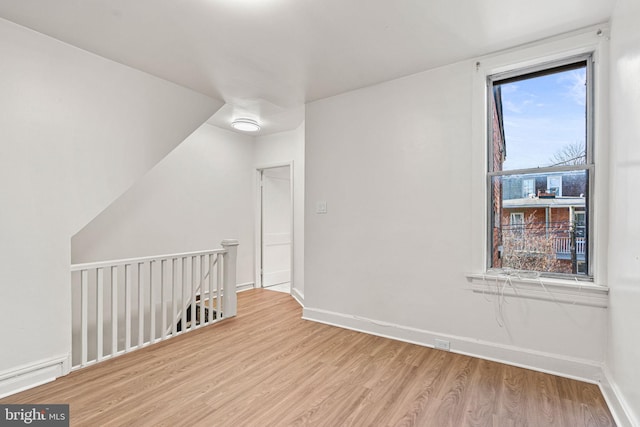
(165, 252, 218, 336)
(70, 239, 238, 370)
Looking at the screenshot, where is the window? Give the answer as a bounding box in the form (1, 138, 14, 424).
(488, 56, 593, 277)
(547, 176, 562, 197)
(509, 212, 525, 238)
(522, 178, 535, 198)
(509, 212, 524, 230)
(574, 211, 586, 238)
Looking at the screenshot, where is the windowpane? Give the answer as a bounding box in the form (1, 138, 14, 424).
(490, 170, 589, 275)
(492, 63, 587, 172)
(522, 179, 535, 198)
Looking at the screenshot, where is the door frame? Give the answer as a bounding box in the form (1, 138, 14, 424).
(255, 162, 294, 291)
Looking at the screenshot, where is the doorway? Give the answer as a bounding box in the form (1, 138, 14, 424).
(257, 165, 292, 293)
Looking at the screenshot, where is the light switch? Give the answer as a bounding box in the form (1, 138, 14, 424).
(316, 201, 327, 214)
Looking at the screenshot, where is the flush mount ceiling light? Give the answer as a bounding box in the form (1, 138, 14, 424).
(231, 118, 261, 132)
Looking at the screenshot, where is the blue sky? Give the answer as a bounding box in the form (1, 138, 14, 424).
(499, 67, 586, 170)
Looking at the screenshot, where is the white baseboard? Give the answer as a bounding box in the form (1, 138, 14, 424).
(0, 355, 69, 399)
(291, 287, 304, 307)
(236, 282, 255, 292)
(303, 307, 603, 383)
(599, 367, 638, 427)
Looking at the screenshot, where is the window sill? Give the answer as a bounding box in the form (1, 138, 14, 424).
(465, 273, 609, 308)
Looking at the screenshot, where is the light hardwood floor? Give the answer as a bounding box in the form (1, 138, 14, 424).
(1, 289, 615, 426)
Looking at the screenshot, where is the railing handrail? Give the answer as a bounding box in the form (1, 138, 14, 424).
(71, 248, 227, 272)
(554, 236, 586, 240)
(70, 239, 238, 370)
(553, 236, 586, 254)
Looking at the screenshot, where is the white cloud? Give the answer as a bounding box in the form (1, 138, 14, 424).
(558, 69, 586, 106)
(504, 100, 522, 113)
(501, 84, 519, 94)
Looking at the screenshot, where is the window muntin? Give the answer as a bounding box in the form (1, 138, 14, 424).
(488, 56, 593, 277)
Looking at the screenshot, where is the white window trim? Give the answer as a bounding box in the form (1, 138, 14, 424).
(510, 212, 524, 224)
(469, 24, 610, 293)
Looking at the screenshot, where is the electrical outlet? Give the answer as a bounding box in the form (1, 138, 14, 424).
(435, 339, 450, 351)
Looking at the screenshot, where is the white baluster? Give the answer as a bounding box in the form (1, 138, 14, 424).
(208, 254, 214, 323)
(138, 262, 144, 347)
(111, 266, 118, 356)
(96, 268, 104, 362)
(161, 259, 167, 340)
(125, 264, 131, 351)
(198, 255, 202, 326)
(149, 261, 155, 343)
(81, 270, 89, 366)
(191, 256, 197, 330)
(216, 252, 223, 318)
(172, 258, 178, 336)
(181, 257, 187, 333)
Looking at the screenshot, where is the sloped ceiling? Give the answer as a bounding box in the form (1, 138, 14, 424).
(0, 0, 615, 134)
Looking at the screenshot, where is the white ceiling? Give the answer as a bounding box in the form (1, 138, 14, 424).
(0, 0, 615, 135)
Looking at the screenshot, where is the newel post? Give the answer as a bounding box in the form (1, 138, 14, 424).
(221, 239, 239, 318)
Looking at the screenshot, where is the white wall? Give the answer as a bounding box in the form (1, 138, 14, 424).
(304, 59, 607, 380)
(606, 0, 640, 424)
(254, 124, 305, 302)
(0, 17, 221, 392)
(72, 124, 256, 286)
(72, 123, 306, 298)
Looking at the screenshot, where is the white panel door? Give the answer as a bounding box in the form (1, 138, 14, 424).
(261, 166, 291, 288)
